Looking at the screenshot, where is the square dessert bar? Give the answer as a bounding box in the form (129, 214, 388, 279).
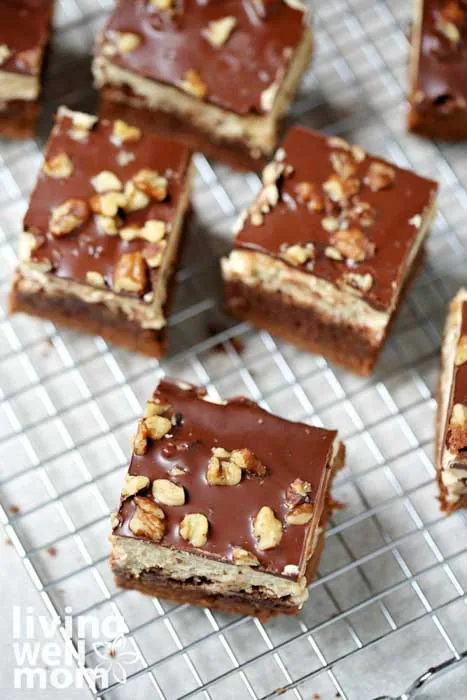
(92, 0, 312, 171)
(408, 0, 467, 140)
(436, 289, 467, 511)
(110, 379, 344, 619)
(10, 107, 193, 356)
(0, 0, 54, 139)
(222, 126, 438, 376)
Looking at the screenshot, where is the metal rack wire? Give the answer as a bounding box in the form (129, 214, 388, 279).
(1, 0, 467, 698)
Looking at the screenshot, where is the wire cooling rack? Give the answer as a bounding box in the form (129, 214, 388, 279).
(1, 1, 467, 698)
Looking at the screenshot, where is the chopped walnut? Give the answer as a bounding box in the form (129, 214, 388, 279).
(324, 246, 343, 261)
(0, 44, 12, 65)
(435, 15, 461, 44)
(323, 174, 360, 203)
(348, 198, 376, 228)
(129, 496, 165, 541)
(180, 513, 209, 547)
(451, 403, 467, 426)
(96, 215, 119, 236)
(340, 271, 374, 294)
(121, 473, 150, 498)
(330, 151, 357, 178)
(120, 220, 166, 243)
(133, 420, 149, 455)
(180, 69, 208, 98)
(258, 184, 280, 213)
(282, 564, 300, 576)
(285, 478, 312, 508)
(43, 152, 73, 179)
(253, 506, 283, 550)
(364, 162, 396, 192)
(112, 119, 142, 146)
(455, 335, 467, 366)
(116, 150, 136, 167)
(50, 199, 90, 237)
(261, 81, 279, 112)
(330, 228, 375, 262)
(409, 214, 422, 229)
(153, 479, 185, 506)
(351, 145, 366, 163)
(133, 169, 168, 201)
(144, 399, 171, 418)
(286, 503, 314, 525)
(295, 182, 324, 212)
(85, 271, 105, 288)
(90, 191, 126, 217)
(262, 160, 285, 187)
(231, 546, 260, 567)
(113, 252, 148, 294)
(169, 466, 188, 477)
(64, 109, 98, 142)
(150, 0, 174, 8)
(91, 170, 123, 193)
(123, 181, 151, 212)
(206, 447, 242, 486)
(327, 136, 350, 151)
(281, 243, 315, 267)
(110, 511, 120, 530)
(144, 415, 172, 440)
(202, 16, 237, 47)
(143, 241, 167, 268)
(230, 448, 267, 476)
(321, 216, 339, 233)
(115, 31, 142, 53)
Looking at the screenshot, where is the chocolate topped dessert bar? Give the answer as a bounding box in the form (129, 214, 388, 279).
(110, 378, 344, 619)
(222, 126, 438, 375)
(92, 0, 312, 171)
(10, 107, 193, 356)
(0, 0, 54, 139)
(436, 289, 467, 511)
(408, 0, 467, 140)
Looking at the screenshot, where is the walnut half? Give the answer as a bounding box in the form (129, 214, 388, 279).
(129, 496, 165, 541)
(253, 506, 283, 550)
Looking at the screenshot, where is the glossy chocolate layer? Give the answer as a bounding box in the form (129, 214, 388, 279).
(446, 302, 467, 448)
(415, 0, 467, 112)
(96, 0, 307, 116)
(0, 0, 53, 76)
(114, 379, 338, 578)
(235, 126, 437, 312)
(24, 111, 191, 296)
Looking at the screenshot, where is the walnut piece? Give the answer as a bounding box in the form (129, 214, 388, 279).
(364, 162, 396, 192)
(152, 479, 185, 506)
(144, 399, 171, 418)
(230, 448, 267, 476)
(207, 447, 242, 486)
(120, 220, 166, 243)
(330, 228, 375, 262)
(113, 252, 148, 294)
(180, 69, 208, 99)
(143, 241, 167, 268)
(330, 151, 357, 178)
(262, 160, 285, 187)
(96, 215, 119, 236)
(231, 546, 260, 567)
(123, 181, 151, 212)
(286, 503, 314, 525)
(121, 473, 150, 498)
(285, 478, 312, 508)
(451, 403, 467, 427)
(112, 119, 142, 146)
(144, 415, 172, 440)
(340, 271, 374, 294)
(43, 153, 73, 179)
(133, 420, 149, 456)
(64, 109, 98, 142)
(261, 81, 279, 112)
(90, 191, 126, 217)
(295, 182, 324, 212)
(435, 16, 461, 44)
(322, 216, 339, 233)
(203, 16, 237, 47)
(133, 169, 168, 201)
(129, 496, 165, 541)
(281, 243, 315, 267)
(85, 271, 105, 288)
(253, 506, 283, 550)
(0, 45, 12, 66)
(91, 170, 123, 193)
(111, 511, 120, 530)
(323, 174, 360, 203)
(115, 31, 142, 53)
(49, 199, 90, 237)
(455, 335, 467, 366)
(327, 136, 350, 151)
(180, 513, 209, 547)
(150, 0, 174, 8)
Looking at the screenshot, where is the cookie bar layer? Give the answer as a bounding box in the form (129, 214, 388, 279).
(436, 289, 467, 511)
(222, 126, 438, 375)
(0, 0, 54, 138)
(408, 0, 467, 140)
(110, 379, 344, 619)
(10, 107, 193, 355)
(92, 0, 312, 170)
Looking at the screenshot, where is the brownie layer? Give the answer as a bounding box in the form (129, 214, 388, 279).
(99, 92, 268, 173)
(0, 99, 40, 139)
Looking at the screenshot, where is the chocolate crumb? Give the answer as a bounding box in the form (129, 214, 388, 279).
(8, 505, 20, 514)
(47, 546, 57, 557)
(108, 647, 117, 657)
(4, 538, 12, 546)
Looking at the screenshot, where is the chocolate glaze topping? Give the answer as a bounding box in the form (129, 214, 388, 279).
(446, 302, 467, 450)
(415, 0, 467, 111)
(0, 0, 53, 76)
(96, 0, 307, 116)
(24, 111, 191, 297)
(114, 379, 338, 578)
(235, 126, 438, 312)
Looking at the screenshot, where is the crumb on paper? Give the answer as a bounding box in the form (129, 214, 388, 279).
(47, 546, 57, 557)
(8, 505, 20, 514)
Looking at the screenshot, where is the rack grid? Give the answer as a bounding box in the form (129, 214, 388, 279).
(1, 1, 467, 698)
